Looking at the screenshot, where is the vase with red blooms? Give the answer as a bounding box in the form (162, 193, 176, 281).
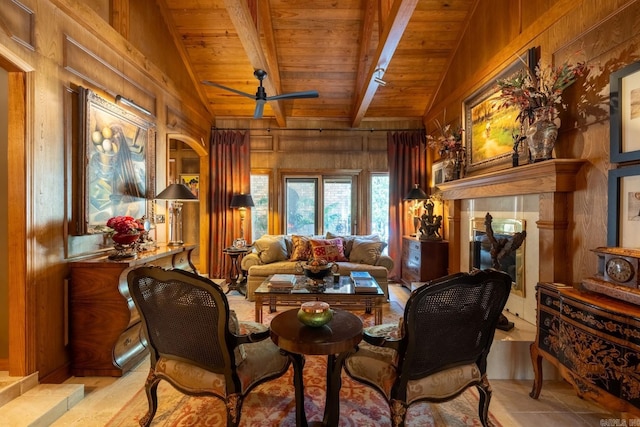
(106, 215, 145, 259)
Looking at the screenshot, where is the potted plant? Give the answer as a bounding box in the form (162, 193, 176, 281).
(496, 59, 586, 162)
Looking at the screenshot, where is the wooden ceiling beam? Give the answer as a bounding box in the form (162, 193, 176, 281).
(354, 0, 376, 103)
(224, 0, 287, 127)
(351, 0, 419, 127)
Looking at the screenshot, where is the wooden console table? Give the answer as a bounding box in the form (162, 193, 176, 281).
(530, 282, 640, 415)
(69, 244, 197, 376)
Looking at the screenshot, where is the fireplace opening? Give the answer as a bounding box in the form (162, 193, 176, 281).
(469, 217, 525, 297)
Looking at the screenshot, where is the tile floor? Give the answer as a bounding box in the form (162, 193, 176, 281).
(40, 284, 637, 425)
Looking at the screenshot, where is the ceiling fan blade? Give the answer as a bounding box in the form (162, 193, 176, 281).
(254, 100, 265, 119)
(266, 90, 319, 101)
(201, 80, 256, 100)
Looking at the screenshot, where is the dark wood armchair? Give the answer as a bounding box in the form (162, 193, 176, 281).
(127, 266, 291, 427)
(344, 269, 512, 427)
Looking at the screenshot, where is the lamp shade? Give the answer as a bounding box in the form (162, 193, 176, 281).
(155, 183, 198, 201)
(404, 184, 428, 200)
(230, 194, 255, 208)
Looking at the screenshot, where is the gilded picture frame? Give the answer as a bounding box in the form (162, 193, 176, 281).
(464, 47, 537, 173)
(610, 61, 640, 163)
(77, 87, 156, 234)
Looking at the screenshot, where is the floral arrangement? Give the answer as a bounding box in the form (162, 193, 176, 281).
(427, 122, 465, 157)
(106, 216, 144, 235)
(496, 59, 586, 126)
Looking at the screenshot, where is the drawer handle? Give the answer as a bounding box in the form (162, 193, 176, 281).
(545, 296, 552, 306)
(543, 336, 549, 346)
(544, 318, 551, 327)
(124, 337, 132, 346)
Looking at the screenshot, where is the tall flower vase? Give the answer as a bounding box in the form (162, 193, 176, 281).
(442, 150, 464, 182)
(526, 111, 558, 162)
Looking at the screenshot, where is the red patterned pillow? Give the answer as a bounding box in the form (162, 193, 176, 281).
(290, 235, 313, 261)
(310, 238, 348, 262)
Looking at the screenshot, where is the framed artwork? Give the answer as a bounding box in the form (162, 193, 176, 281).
(610, 61, 640, 163)
(78, 87, 156, 234)
(180, 174, 200, 199)
(464, 47, 537, 173)
(608, 164, 640, 247)
(431, 160, 444, 190)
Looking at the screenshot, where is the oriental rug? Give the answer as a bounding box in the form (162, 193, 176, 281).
(106, 291, 503, 426)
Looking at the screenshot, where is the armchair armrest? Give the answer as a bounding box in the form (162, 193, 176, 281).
(234, 320, 270, 345)
(376, 255, 394, 271)
(362, 322, 403, 351)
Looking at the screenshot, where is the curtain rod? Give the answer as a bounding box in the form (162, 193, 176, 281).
(212, 127, 425, 133)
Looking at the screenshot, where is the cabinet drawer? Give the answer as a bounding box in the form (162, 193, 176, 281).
(113, 323, 147, 369)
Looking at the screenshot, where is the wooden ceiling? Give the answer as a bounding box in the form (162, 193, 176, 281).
(159, 0, 476, 128)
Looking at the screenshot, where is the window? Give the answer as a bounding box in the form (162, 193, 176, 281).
(371, 174, 389, 246)
(250, 174, 269, 241)
(285, 175, 355, 235)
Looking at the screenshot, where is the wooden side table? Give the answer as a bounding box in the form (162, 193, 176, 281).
(270, 309, 363, 426)
(222, 246, 249, 295)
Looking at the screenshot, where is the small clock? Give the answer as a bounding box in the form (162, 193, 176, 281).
(605, 257, 634, 283)
(582, 247, 640, 305)
(592, 247, 640, 288)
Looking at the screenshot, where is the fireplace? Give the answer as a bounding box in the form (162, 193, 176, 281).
(469, 217, 525, 297)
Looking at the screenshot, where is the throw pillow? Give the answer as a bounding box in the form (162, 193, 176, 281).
(349, 238, 387, 265)
(325, 232, 380, 257)
(310, 238, 348, 262)
(253, 235, 288, 264)
(290, 235, 314, 261)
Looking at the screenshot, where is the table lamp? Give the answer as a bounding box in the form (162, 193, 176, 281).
(155, 183, 198, 245)
(404, 184, 428, 236)
(230, 193, 254, 247)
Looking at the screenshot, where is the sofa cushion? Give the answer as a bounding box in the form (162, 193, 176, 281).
(290, 235, 314, 261)
(254, 235, 289, 264)
(349, 238, 387, 265)
(310, 238, 348, 262)
(325, 233, 381, 257)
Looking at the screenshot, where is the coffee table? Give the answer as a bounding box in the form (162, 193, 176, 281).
(270, 308, 363, 427)
(254, 275, 385, 324)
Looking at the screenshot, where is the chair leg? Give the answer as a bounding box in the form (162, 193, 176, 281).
(140, 368, 161, 427)
(226, 393, 243, 427)
(476, 375, 492, 427)
(389, 399, 408, 427)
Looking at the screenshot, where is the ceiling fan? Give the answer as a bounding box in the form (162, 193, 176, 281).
(202, 69, 319, 119)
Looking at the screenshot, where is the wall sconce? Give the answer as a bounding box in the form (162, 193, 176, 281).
(115, 95, 152, 116)
(230, 193, 255, 247)
(155, 183, 198, 245)
(374, 68, 387, 86)
(404, 184, 428, 237)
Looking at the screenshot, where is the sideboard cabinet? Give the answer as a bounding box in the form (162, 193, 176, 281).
(69, 245, 197, 376)
(530, 282, 640, 415)
(400, 236, 448, 287)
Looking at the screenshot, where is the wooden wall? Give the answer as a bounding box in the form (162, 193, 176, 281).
(426, 0, 640, 286)
(0, 0, 211, 381)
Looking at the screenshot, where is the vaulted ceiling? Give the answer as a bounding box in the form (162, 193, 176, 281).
(159, 0, 476, 128)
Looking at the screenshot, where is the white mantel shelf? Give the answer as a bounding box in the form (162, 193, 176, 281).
(438, 159, 587, 200)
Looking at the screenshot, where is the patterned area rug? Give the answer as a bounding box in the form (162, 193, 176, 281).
(106, 292, 503, 426)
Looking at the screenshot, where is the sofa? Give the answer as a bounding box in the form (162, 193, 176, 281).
(241, 233, 394, 301)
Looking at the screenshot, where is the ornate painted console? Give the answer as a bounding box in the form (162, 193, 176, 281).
(69, 245, 197, 376)
(530, 282, 640, 415)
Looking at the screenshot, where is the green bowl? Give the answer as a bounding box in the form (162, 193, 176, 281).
(297, 301, 333, 327)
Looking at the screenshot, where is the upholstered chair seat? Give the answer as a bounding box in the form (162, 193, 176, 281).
(343, 269, 512, 427)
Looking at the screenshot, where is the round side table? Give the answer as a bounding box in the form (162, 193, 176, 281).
(270, 308, 363, 426)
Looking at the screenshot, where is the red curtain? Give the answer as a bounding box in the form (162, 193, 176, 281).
(387, 130, 427, 281)
(209, 130, 251, 280)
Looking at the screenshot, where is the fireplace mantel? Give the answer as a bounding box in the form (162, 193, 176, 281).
(438, 158, 587, 285)
(438, 159, 587, 200)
